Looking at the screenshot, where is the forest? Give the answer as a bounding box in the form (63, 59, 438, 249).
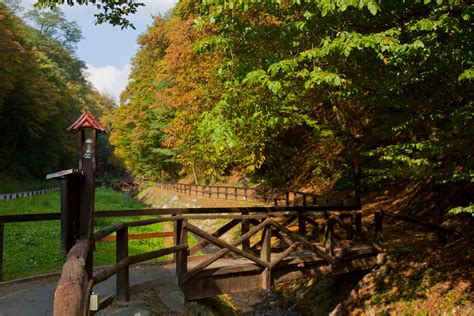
(0, 0, 117, 190)
(0, 0, 472, 314)
(108, 0, 472, 208)
(1, 0, 472, 207)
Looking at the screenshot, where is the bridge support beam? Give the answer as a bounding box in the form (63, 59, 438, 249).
(261, 226, 272, 290)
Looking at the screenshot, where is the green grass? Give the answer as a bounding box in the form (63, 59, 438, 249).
(0, 188, 179, 280)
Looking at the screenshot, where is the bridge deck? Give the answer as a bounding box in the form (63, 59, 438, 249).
(182, 243, 378, 300)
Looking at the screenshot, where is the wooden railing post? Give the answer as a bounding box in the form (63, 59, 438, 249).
(285, 192, 290, 207)
(173, 217, 182, 262)
(325, 218, 335, 257)
(0, 223, 3, 281)
(273, 191, 278, 206)
(355, 213, 362, 234)
(374, 211, 384, 244)
(241, 211, 250, 252)
(234, 187, 238, 200)
(303, 194, 307, 207)
(176, 220, 187, 283)
(116, 226, 130, 301)
(261, 224, 272, 290)
(298, 211, 306, 236)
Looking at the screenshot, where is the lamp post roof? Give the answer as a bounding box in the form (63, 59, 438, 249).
(67, 111, 106, 134)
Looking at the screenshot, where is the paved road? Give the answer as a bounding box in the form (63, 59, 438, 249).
(0, 264, 184, 316)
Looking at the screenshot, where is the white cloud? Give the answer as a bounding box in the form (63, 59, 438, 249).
(84, 64, 131, 103)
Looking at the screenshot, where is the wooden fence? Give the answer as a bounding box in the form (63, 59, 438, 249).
(157, 182, 358, 207)
(0, 188, 59, 201)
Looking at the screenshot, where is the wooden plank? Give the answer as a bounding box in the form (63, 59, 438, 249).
(269, 220, 336, 264)
(269, 242, 301, 269)
(94, 222, 126, 241)
(189, 219, 240, 255)
(186, 223, 269, 268)
(181, 219, 272, 283)
(0, 213, 61, 223)
(129, 244, 187, 265)
(97, 231, 173, 242)
(93, 245, 187, 285)
(46, 169, 82, 180)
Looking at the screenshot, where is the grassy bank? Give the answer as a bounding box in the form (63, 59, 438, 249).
(0, 188, 171, 280)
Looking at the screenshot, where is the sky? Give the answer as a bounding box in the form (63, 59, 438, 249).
(19, 0, 178, 102)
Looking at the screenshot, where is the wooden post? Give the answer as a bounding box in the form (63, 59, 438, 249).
(173, 218, 183, 263)
(241, 211, 250, 252)
(176, 220, 187, 283)
(235, 187, 238, 200)
(325, 219, 335, 257)
(0, 223, 3, 281)
(60, 174, 81, 253)
(303, 194, 307, 207)
(79, 140, 95, 279)
(285, 192, 290, 207)
(273, 191, 278, 206)
(374, 211, 384, 244)
(294, 192, 297, 206)
(116, 227, 130, 301)
(261, 225, 272, 290)
(353, 161, 362, 208)
(298, 211, 306, 236)
(313, 195, 317, 205)
(355, 213, 362, 234)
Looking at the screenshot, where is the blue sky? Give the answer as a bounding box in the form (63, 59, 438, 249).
(19, 0, 178, 102)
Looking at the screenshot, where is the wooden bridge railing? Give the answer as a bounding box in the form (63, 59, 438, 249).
(157, 182, 359, 207)
(374, 210, 456, 244)
(0, 206, 456, 314)
(51, 206, 367, 313)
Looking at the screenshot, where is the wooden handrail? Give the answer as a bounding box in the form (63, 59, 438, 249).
(93, 244, 188, 284)
(381, 211, 454, 234)
(0, 205, 361, 224)
(53, 239, 91, 316)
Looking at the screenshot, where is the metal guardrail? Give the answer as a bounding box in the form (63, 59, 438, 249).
(0, 188, 59, 201)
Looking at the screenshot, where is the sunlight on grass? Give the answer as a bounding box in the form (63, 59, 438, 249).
(0, 188, 178, 280)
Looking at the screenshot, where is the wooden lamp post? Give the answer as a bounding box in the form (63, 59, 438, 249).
(46, 112, 106, 261)
(67, 111, 106, 236)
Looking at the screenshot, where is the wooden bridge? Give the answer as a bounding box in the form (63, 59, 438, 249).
(52, 204, 380, 313)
